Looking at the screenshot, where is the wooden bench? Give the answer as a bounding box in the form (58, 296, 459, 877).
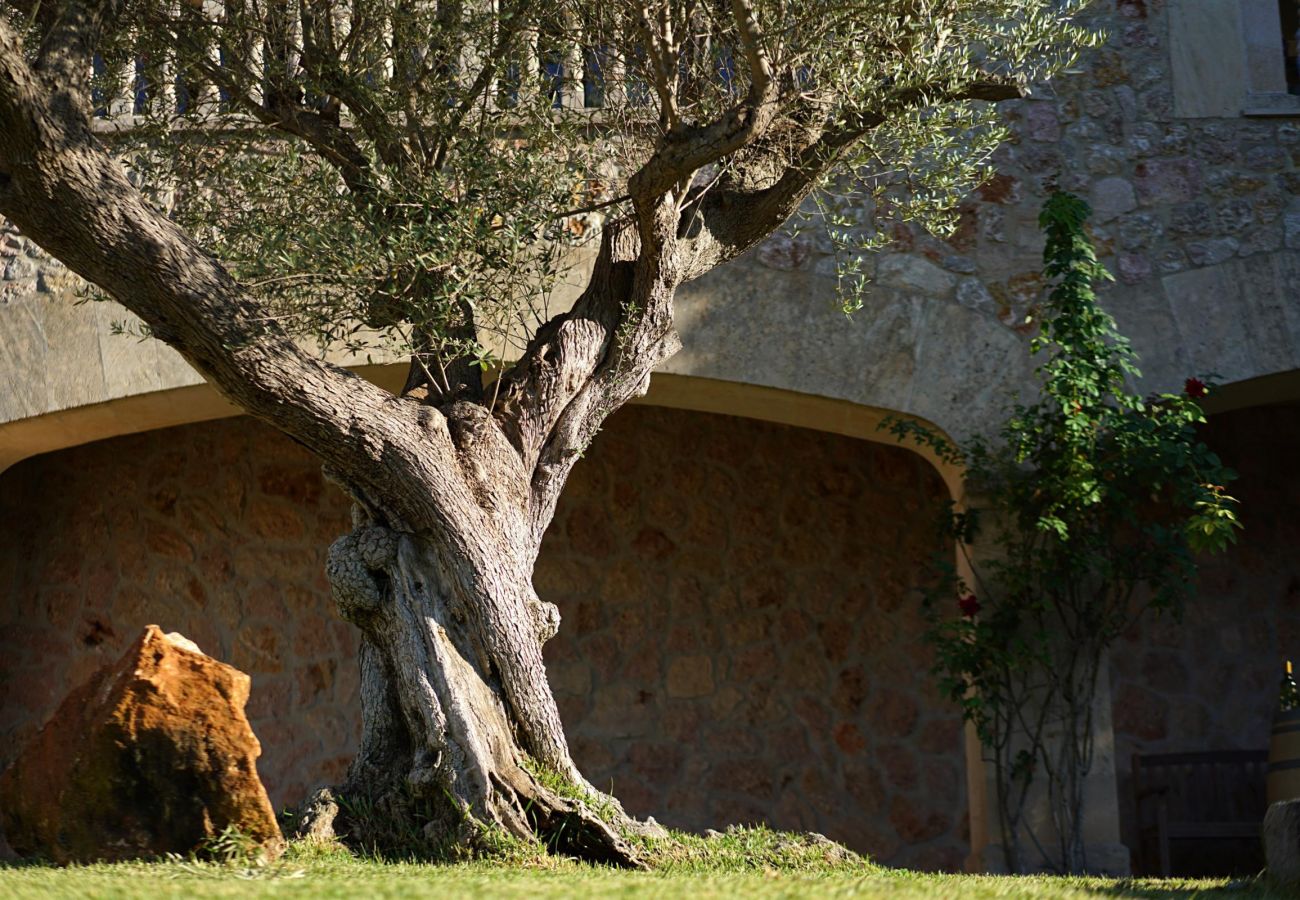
(1133, 749, 1269, 876)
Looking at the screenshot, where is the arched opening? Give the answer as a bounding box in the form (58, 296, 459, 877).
(1111, 380, 1300, 876)
(540, 404, 964, 870)
(0, 383, 967, 869)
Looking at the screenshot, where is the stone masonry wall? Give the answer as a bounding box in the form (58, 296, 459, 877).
(536, 406, 964, 872)
(6, 4, 1300, 456)
(0, 415, 362, 806)
(0, 405, 966, 870)
(1110, 400, 1300, 872)
(713, 0, 1300, 427)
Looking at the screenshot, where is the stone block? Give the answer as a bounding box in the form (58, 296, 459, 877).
(666, 655, 714, 698)
(1117, 253, 1153, 285)
(0, 294, 49, 423)
(0, 626, 282, 863)
(756, 232, 813, 271)
(39, 292, 109, 412)
(1285, 201, 1300, 250)
(1169, 201, 1215, 237)
(1186, 238, 1239, 267)
(1264, 800, 1300, 887)
(1090, 177, 1137, 223)
(1169, 0, 1246, 118)
(1134, 158, 1201, 206)
(1022, 102, 1061, 142)
(876, 255, 957, 298)
(1245, 144, 1289, 172)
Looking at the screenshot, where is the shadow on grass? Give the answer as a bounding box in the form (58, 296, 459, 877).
(0, 858, 56, 870)
(1073, 874, 1288, 899)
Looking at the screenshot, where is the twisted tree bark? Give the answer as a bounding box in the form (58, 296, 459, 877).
(322, 515, 645, 864)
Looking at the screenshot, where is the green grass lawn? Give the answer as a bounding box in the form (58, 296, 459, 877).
(0, 837, 1291, 900)
(0, 857, 1287, 900)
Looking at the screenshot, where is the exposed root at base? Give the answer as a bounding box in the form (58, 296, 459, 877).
(288, 775, 650, 869)
(288, 794, 866, 877)
(501, 773, 646, 869)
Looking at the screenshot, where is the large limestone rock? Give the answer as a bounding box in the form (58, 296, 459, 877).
(0, 625, 283, 863)
(1265, 799, 1300, 887)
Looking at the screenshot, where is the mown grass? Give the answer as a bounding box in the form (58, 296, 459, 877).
(0, 828, 1290, 900)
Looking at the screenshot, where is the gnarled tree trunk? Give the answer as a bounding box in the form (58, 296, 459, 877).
(292, 229, 682, 860)
(323, 519, 643, 863)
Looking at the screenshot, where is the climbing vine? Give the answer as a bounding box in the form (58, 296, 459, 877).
(887, 191, 1241, 874)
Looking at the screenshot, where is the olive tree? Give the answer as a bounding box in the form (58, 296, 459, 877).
(0, 0, 1092, 864)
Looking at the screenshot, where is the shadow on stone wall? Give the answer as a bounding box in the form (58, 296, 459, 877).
(0, 405, 965, 870)
(1111, 398, 1300, 875)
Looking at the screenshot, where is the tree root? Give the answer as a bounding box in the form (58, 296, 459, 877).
(495, 765, 647, 869)
(291, 769, 651, 869)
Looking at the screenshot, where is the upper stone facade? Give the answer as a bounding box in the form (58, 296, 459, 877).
(2, 0, 1298, 466)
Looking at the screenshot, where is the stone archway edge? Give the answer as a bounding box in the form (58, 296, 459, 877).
(0, 366, 966, 497)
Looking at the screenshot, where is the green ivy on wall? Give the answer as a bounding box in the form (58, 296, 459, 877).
(886, 191, 1241, 874)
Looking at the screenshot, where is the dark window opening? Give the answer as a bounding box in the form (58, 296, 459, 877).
(1284, 0, 1300, 94)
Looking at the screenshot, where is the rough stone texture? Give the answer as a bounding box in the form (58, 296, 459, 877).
(0, 419, 363, 812)
(0, 625, 282, 862)
(1110, 400, 1300, 874)
(0, 0, 1296, 873)
(539, 406, 965, 873)
(663, 0, 1300, 441)
(1264, 800, 1300, 887)
(0, 406, 967, 871)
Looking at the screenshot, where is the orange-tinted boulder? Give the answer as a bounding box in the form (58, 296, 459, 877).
(0, 625, 283, 863)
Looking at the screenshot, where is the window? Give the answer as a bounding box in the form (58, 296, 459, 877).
(1283, 1, 1300, 95)
(1171, 0, 1300, 117)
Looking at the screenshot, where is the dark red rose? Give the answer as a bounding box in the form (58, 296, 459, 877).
(1184, 377, 1207, 399)
(959, 594, 981, 618)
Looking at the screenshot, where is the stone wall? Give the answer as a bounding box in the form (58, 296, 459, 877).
(0, 405, 967, 870)
(5, 5, 1300, 469)
(673, 0, 1300, 438)
(0, 414, 362, 806)
(1110, 400, 1300, 873)
(2, 0, 1299, 875)
(538, 406, 965, 872)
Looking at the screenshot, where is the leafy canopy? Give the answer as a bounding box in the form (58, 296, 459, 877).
(64, 0, 1097, 376)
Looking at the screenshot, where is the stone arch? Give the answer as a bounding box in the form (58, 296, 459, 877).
(0, 375, 974, 870)
(1107, 370, 1300, 874)
(537, 395, 967, 870)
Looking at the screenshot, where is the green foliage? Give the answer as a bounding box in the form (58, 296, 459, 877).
(88, 1, 1098, 366)
(885, 192, 1240, 873)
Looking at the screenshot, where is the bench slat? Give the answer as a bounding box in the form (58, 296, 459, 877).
(1164, 822, 1261, 840)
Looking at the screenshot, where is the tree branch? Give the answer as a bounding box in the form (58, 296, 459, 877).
(0, 16, 473, 535)
(432, 0, 534, 171)
(28, 0, 128, 98)
(627, 0, 782, 202)
(675, 78, 1026, 280)
(297, 3, 415, 172)
(729, 0, 771, 102)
